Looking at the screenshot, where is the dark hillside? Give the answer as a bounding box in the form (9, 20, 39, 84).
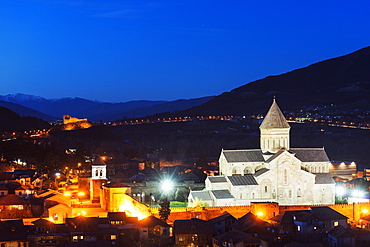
(0, 106, 50, 134)
(184, 46, 370, 116)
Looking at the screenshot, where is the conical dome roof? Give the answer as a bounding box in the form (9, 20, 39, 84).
(260, 99, 290, 129)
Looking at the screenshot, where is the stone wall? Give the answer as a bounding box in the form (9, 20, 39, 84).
(149, 202, 370, 223)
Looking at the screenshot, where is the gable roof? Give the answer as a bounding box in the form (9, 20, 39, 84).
(254, 168, 269, 177)
(190, 190, 212, 201)
(222, 149, 265, 163)
(310, 206, 348, 220)
(211, 190, 234, 199)
(289, 148, 330, 162)
(208, 176, 227, 183)
(108, 212, 127, 221)
(174, 218, 212, 235)
(0, 194, 27, 205)
(228, 175, 258, 186)
(328, 225, 356, 238)
(314, 173, 335, 184)
(32, 218, 55, 226)
(209, 212, 238, 224)
(102, 181, 131, 188)
(138, 215, 170, 228)
(260, 99, 290, 129)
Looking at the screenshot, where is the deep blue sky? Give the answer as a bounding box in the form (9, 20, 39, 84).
(1, 0, 370, 103)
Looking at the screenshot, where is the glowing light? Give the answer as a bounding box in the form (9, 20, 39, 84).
(78, 192, 85, 197)
(362, 209, 369, 214)
(64, 192, 71, 197)
(118, 203, 148, 220)
(336, 186, 346, 196)
(55, 172, 61, 176)
(256, 212, 263, 217)
(352, 190, 364, 198)
(161, 180, 174, 193)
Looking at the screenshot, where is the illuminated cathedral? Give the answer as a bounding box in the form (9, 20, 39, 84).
(188, 99, 335, 206)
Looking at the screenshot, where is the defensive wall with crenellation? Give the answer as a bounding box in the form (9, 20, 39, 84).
(149, 202, 370, 222)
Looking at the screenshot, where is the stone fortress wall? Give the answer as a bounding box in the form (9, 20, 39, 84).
(149, 202, 370, 223)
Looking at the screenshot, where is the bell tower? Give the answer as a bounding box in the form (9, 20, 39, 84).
(90, 155, 108, 203)
(259, 99, 290, 153)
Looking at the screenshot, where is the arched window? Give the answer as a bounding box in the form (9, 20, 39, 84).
(100, 170, 103, 177)
(95, 170, 99, 177)
(297, 188, 302, 197)
(284, 170, 287, 184)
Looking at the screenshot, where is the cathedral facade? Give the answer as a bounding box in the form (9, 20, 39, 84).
(188, 99, 335, 206)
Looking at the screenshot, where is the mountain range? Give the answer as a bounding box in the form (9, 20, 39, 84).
(0, 94, 214, 122)
(2, 46, 370, 124)
(181, 46, 370, 116)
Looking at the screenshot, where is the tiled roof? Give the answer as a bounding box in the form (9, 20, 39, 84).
(313, 173, 335, 184)
(0, 194, 27, 205)
(222, 149, 265, 163)
(190, 191, 212, 201)
(0, 220, 27, 241)
(138, 215, 170, 228)
(289, 148, 330, 162)
(174, 218, 212, 235)
(31, 219, 55, 226)
(253, 168, 269, 177)
(228, 175, 258, 186)
(108, 212, 127, 221)
(102, 181, 131, 188)
(265, 149, 285, 163)
(208, 176, 227, 183)
(211, 190, 235, 199)
(310, 206, 348, 220)
(260, 99, 290, 129)
(92, 156, 106, 165)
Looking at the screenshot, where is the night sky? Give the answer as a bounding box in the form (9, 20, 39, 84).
(1, 0, 369, 102)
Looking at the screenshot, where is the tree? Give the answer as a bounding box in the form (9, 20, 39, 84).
(159, 197, 171, 222)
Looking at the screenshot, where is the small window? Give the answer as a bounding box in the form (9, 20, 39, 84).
(297, 225, 301, 231)
(111, 235, 116, 240)
(334, 221, 339, 226)
(265, 186, 268, 193)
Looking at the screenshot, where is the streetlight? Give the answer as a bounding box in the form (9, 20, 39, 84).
(55, 172, 61, 190)
(78, 192, 85, 205)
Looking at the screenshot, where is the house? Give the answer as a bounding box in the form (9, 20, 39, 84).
(0, 194, 33, 218)
(138, 215, 172, 246)
(208, 212, 240, 235)
(174, 218, 213, 247)
(0, 220, 29, 247)
(360, 214, 370, 230)
(237, 212, 275, 245)
(326, 225, 356, 247)
(310, 206, 349, 231)
(27, 219, 69, 247)
(100, 181, 131, 212)
(212, 229, 268, 247)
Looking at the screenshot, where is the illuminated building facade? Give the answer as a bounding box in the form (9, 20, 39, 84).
(189, 99, 336, 206)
